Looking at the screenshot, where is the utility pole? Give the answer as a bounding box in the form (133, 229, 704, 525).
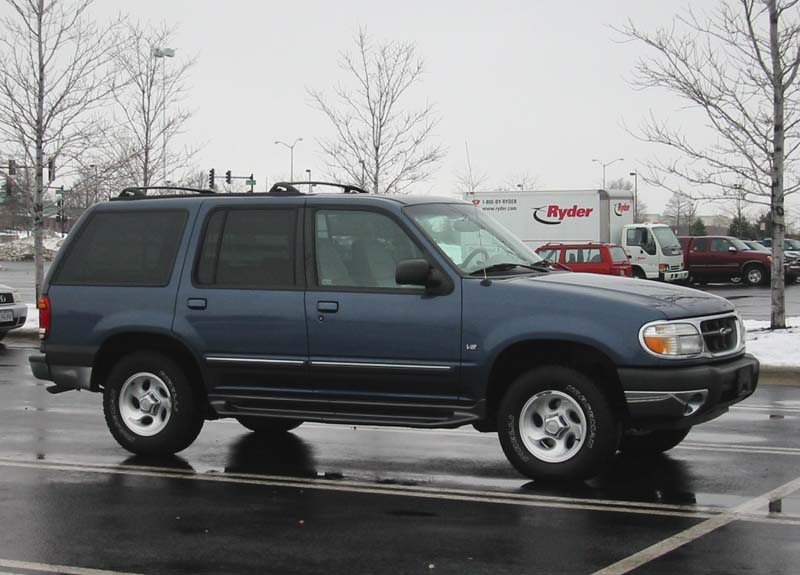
(152, 47, 176, 184)
(274, 138, 302, 181)
(592, 157, 624, 189)
(629, 170, 639, 222)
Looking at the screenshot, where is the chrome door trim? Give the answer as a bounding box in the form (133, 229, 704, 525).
(310, 360, 452, 372)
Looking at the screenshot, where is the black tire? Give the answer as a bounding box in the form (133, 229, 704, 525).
(620, 427, 691, 455)
(0, 331, 6, 342)
(743, 264, 767, 286)
(497, 366, 618, 481)
(103, 351, 204, 455)
(236, 416, 303, 434)
(632, 268, 646, 279)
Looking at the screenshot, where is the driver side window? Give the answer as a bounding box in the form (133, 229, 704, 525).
(314, 209, 424, 289)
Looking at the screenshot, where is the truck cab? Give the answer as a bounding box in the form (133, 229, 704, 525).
(622, 223, 688, 282)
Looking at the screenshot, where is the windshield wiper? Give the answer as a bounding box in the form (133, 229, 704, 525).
(469, 262, 551, 276)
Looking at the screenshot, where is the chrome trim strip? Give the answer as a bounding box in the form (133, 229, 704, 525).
(310, 360, 452, 372)
(205, 356, 305, 366)
(625, 389, 709, 416)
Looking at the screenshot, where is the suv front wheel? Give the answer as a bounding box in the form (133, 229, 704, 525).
(103, 351, 204, 455)
(498, 366, 617, 481)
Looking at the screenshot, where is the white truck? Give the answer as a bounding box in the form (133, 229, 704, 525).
(466, 189, 688, 282)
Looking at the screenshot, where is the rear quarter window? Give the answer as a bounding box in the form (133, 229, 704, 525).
(609, 247, 628, 262)
(53, 210, 188, 286)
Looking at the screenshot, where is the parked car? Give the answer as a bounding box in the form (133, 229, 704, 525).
(681, 236, 798, 285)
(0, 283, 27, 341)
(742, 240, 770, 253)
(535, 243, 632, 277)
(759, 238, 800, 261)
(30, 183, 759, 481)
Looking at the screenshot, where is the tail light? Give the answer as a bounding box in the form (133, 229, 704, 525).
(38, 295, 50, 340)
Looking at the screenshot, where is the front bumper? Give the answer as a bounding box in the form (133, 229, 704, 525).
(29, 353, 92, 391)
(618, 354, 759, 429)
(660, 270, 689, 282)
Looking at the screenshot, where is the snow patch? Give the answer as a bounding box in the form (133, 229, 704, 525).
(744, 317, 800, 368)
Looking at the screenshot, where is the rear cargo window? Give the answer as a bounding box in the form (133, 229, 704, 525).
(53, 211, 187, 287)
(609, 247, 628, 262)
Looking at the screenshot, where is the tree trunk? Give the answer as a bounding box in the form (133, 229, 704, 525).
(768, 0, 786, 329)
(34, 0, 45, 301)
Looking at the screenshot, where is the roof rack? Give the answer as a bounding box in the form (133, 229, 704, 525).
(118, 186, 214, 198)
(268, 181, 368, 195)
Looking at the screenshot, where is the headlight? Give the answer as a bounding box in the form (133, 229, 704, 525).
(641, 322, 703, 357)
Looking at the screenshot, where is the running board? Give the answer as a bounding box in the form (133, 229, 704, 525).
(209, 395, 484, 429)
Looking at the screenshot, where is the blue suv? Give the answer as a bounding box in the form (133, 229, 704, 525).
(29, 183, 759, 480)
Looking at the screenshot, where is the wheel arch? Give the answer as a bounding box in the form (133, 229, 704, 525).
(484, 339, 628, 429)
(91, 331, 209, 412)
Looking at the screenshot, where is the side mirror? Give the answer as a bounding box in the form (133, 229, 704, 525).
(728, 246, 737, 253)
(396, 259, 445, 291)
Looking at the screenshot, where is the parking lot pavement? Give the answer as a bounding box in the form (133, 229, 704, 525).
(1, 346, 799, 574)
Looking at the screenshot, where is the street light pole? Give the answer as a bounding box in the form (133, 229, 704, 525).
(629, 171, 638, 221)
(153, 47, 175, 185)
(592, 157, 624, 189)
(274, 138, 303, 181)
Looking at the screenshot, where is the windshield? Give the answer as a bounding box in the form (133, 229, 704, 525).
(405, 203, 543, 274)
(745, 241, 769, 252)
(786, 239, 800, 250)
(651, 226, 682, 255)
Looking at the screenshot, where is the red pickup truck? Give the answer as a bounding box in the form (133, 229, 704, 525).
(679, 235, 799, 286)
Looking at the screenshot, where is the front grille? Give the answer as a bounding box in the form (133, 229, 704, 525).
(701, 316, 739, 354)
(0, 292, 13, 304)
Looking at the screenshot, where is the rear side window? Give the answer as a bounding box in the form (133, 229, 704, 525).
(53, 211, 187, 286)
(565, 248, 601, 263)
(609, 247, 628, 262)
(195, 208, 297, 289)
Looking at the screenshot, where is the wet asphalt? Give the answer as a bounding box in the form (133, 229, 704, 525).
(1, 343, 799, 575)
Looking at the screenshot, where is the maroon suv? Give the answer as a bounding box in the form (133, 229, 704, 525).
(679, 236, 773, 286)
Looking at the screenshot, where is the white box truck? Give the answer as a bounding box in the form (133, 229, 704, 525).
(466, 189, 688, 282)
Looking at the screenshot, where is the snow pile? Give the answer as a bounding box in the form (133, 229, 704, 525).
(744, 317, 800, 368)
(0, 234, 63, 261)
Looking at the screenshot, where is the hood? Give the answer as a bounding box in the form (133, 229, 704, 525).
(511, 272, 734, 319)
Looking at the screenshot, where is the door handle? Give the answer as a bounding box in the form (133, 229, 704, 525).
(187, 298, 207, 310)
(317, 301, 339, 313)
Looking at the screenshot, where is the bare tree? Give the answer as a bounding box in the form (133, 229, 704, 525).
(0, 0, 120, 297)
(108, 22, 197, 188)
(663, 192, 697, 235)
(620, 0, 800, 328)
(454, 142, 487, 196)
(308, 28, 445, 194)
(497, 172, 540, 191)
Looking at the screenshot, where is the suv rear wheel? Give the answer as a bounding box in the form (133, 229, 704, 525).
(498, 366, 617, 481)
(236, 416, 303, 434)
(103, 351, 204, 455)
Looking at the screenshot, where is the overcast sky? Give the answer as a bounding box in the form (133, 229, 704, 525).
(82, 0, 794, 217)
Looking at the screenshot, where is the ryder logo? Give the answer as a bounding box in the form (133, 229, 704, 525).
(533, 204, 594, 225)
(613, 202, 631, 217)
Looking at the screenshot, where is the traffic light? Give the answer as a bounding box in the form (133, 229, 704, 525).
(47, 157, 56, 181)
(225, 170, 232, 184)
(7, 159, 15, 175)
(208, 168, 215, 189)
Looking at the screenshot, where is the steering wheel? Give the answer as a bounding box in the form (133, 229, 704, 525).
(462, 248, 490, 268)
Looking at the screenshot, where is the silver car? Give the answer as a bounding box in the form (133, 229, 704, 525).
(0, 283, 27, 341)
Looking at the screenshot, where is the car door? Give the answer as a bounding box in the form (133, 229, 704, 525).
(304, 204, 461, 405)
(687, 237, 711, 278)
(173, 200, 309, 400)
(708, 238, 740, 279)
